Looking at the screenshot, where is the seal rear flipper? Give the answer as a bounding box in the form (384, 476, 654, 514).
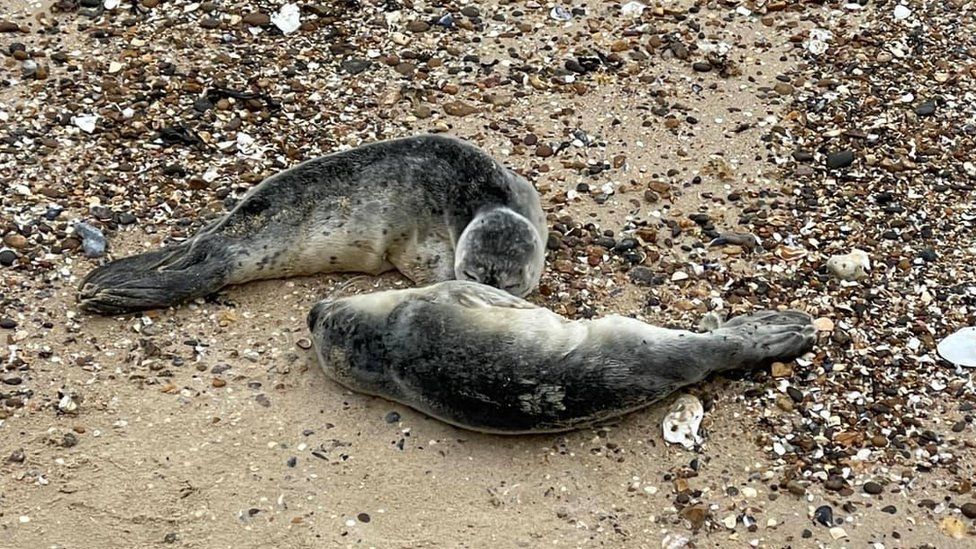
(77, 237, 231, 315)
(712, 310, 816, 368)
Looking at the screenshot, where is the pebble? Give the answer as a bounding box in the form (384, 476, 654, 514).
(961, 502, 976, 519)
(628, 266, 656, 285)
(74, 222, 106, 258)
(692, 62, 711, 72)
(786, 481, 806, 496)
(863, 481, 884, 495)
(341, 59, 370, 75)
(773, 82, 794, 95)
(826, 150, 855, 169)
(825, 475, 845, 491)
(814, 505, 833, 526)
(385, 411, 400, 424)
(0, 318, 17, 329)
(243, 12, 271, 26)
(3, 234, 26, 249)
(770, 362, 793, 378)
(915, 101, 936, 116)
(826, 249, 870, 280)
(0, 249, 17, 266)
(443, 101, 478, 117)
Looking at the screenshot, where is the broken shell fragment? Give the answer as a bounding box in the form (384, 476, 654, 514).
(662, 394, 704, 449)
(937, 327, 976, 368)
(825, 249, 870, 280)
(775, 245, 808, 261)
(709, 232, 760, 251)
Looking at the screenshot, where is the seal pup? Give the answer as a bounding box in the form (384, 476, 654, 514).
(77, 135, 547, 314)
(307, 281, 816, 434)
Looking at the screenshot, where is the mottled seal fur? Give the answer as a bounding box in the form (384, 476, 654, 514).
(77, 135, 547, 314)
(307, 281, 816, 434)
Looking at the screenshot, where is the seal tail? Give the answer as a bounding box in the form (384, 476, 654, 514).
(77, 235, 231, 315)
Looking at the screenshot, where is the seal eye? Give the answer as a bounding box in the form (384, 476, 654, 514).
(462, 270, 480, 282)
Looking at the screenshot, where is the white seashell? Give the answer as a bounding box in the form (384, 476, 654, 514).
(621, 1, 647, 17)
(72, 114, 98, 133)
(662, 394, 704, 449)
(549, 6, 572, 21)
(937, 327, 976, 368)
(826, 249, 870, 280)
(271, 3, 301, 35)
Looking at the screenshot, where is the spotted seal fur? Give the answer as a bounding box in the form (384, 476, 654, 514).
(306, 281, 816, 434)
(77, 135, 547, 314)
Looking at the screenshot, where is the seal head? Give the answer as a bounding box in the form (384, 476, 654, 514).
(453, 207, 544, 297)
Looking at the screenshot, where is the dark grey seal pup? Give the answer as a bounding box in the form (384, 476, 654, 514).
(77, 135, 547, 314)
(307, 281, 816, 434)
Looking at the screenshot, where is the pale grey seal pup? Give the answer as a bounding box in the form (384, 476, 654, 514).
(77, 135, 547, 314)
(306, 281, 816, 434)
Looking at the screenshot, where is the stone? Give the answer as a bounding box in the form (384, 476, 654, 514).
(341, 58, 370, 75)
(3, 234, 27, 249)
(825, 476, 845, 491)
(961, 502, 976, 519)
(915, 101, 936, 116)
(74, 222, 106, 258)
(863, 481, 883, 495)
(0, 250, 17, 266)
(826, 150, 855, 169)
(826, 249, 870, 280)
(814, 505, 833, 526)
(773, 82, 794, 95)
(242, 12, 271, 26)
(770, 362, 793, 378)
(443, 101, 478, 116)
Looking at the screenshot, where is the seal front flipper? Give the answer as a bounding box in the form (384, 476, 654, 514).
(77, 235, 231, 315)
(424, 280, 539, 310)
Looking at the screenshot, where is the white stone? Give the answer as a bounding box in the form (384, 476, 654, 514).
(826, 249, 870, 280)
